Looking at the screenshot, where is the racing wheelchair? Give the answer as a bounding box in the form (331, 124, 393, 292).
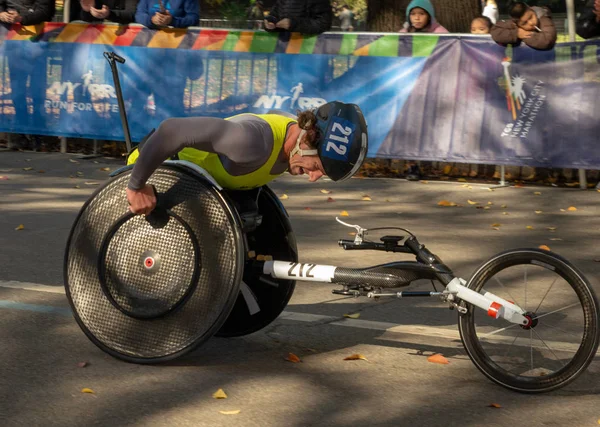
(63, 52, 600, 394)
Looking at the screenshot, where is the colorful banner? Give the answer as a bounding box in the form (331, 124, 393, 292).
(0, 23, 599, 169)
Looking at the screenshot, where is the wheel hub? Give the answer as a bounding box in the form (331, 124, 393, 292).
(520, 312, 539, 330)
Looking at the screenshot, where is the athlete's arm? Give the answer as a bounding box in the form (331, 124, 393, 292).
(126, 116, 271, 215)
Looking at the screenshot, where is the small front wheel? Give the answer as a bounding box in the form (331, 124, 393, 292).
(458, 249, 599, 393)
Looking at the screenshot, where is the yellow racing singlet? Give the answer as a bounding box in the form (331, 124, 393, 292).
(127, 113, 296, 190)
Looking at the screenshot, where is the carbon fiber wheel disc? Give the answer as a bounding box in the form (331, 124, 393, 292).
(64, 166, 244, 363)
(217, 186, 298, 337)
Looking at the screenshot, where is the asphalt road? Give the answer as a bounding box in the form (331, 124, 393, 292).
(1, 151, 599, 427)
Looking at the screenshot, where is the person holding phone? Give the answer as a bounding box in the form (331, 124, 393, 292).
(134, 0, 198, 29)
(79, 0, 138, 24)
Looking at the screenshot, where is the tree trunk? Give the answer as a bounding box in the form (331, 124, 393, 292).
(367, 0, 481, 33)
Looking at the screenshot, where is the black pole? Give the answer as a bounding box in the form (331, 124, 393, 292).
(103, 52, 132, 153)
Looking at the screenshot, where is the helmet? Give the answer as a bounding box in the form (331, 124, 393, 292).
(313, 102, 368, 182)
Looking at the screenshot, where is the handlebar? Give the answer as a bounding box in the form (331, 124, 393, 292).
(338, 239, 412, 253)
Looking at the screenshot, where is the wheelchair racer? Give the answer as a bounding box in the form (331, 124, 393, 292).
(126, 101, 368, 215)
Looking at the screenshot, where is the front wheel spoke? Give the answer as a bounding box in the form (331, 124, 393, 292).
(533, 276, 559, 313)
(542, 322, 577, 336)
(493, 275, 520, 308)
(480, 322, 520, 338)
(536, 302, 580, 320)
(524, 266, 528, 312)
(532, 328, 566, 367)
(530, 329, 534, 370)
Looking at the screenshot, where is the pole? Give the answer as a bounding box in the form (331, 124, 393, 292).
(566, 0, 588, 189)
(104, 52, 133, 153)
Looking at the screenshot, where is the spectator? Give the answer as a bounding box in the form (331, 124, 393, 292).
(400, 0, 448, 34)
(0, 0, 55, 150)
(491, 2, 557, 50)
(482, 0, 498, 24)
(338, 4, 353, 31)
(471, 15, 492, 34)
(247, 0, 265, 29)
(263, 0, 332, 35)
(79, 0, 138, 24)
(135, 0, 199, 29)
(576, 0, 600, 39)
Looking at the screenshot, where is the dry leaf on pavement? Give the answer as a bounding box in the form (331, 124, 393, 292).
(502, 212, 509, 215)
(438, 200, 457, 207)
(285, 353, 301, 363)
(421, 180, 428, 184)
(69, 159, 79, 163)
(483, 206, 490, 210)
(212, 389, 228, 399)
(362, 195, 372, 201)
(327, 197, 335, 202)
(535, 210, 542, 214)
(320, 189, 331, 194)
(77, 362, 88, 368)
(567, 206, 577, 211)
(344, 354, 368, 361)
(487, 201, 493, 205)
(534, 192, 542, 195)
(81, 388, 95, 394)
(15, 224, 24, 231)
(340, 211, 349, 217)
(0, 176, 8, 180)
(491, 223, 501, 228)
(280, 194, 289, 200)
(467, 200, 478, 205)
(457, 178, 467, 182)
(539, 245, 551, 251)
(526, 226, 534, 230)
(427, 354, 449, 364)
(22, 167, 33, 171)
(547, 227, 557, 231)
(501, 204, 507, 208)
(100, 167, 110, 171)
(219, 410, 241, 415)
(343, 313, 360, 319)
(488, 403, 502, 408)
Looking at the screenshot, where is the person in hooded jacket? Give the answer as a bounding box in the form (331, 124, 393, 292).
(263, 0, 332, 35)
(400, 0, 448, 34)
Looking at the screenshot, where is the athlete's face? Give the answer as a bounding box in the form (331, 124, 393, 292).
(289, 141, 326, 182)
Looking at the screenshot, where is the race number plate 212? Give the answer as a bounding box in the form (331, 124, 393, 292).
(322, 117, 356, 162)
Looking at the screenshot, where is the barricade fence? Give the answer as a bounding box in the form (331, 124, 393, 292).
(0, 23, 599, 169)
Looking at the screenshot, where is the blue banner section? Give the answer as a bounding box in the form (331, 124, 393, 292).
(0, 33, 599, 169)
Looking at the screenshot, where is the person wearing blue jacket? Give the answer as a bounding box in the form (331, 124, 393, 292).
(135, 0, 198, 29)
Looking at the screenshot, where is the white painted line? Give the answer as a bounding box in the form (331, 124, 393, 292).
(0, 280, 65, 294)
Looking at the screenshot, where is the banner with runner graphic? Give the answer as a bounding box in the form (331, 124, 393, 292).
(0, 23, 598, 169)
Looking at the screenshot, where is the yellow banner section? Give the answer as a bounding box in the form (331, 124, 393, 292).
(147, 29, 187, 49)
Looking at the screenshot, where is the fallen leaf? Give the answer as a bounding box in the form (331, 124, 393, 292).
(320, 189, 331, 194)
(514, 183, 524, 188)
(219, 410, 241, 415)
(37, 170, 45, 174)
(560, 209, 566, 212)
(285, 353, 301, 363)
(305, 348, 318, 353)
(492, 227, 500, 231)
(69, 159, 79, 163)
(502, 212, 509, 215)
(280, 194, 289, 200)
(491, 223, 501, 228)
(77, 362, 88, 368)
(487, 201, 493, 205)
(340, 210, 349, 217)
(539, 245, 551, 251)
(327, 197, 335, 202)
(22, 167, 33, 171)
(535, 210, 543, 214)
(344, 354, 368, 361)
(467, 200, 479, 205)
(100, 167, 110, 172)
(443, 165, 452, 174)
(0, 176, 9, 180)
(534, 192, 542, 195)
(488, 403, 502, 408)
(438, 200, 457, 207)
(501, 204, 507, 208)
(84, 182, 99, 186)
(476, 206, 484, 210)
(526, 226, 534, 230)
(74, 185, 80, 189)
(457, 178, 467, 182)
(385, 198, 391, 202)
(421, 180, 428, 184)
(549, 238, 563, 241)
(565, 182, 579, 187)
(362, 196, 372, 201)
(81, 388, 95, 394)
(304, 207, 312, 211)
(462, 184, 469, 188)
(483, 206, 491, 210)
(343, 313, 360, 319)
(487, 188, 494, 192)
(567, 206, 577, 211)
(213, 389, 228, 399)
(427, 354, 449, 364)
(15, 224, 24, 231)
